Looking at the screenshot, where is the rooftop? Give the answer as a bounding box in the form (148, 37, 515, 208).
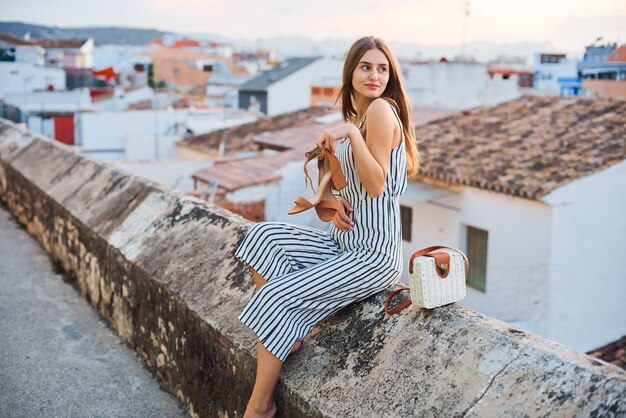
(239, 57, 322, 91)
(182, 106, 332, 156)
(606, 45, 626, 64)
(414, 95, 626, 199)
(32, 38, 90, 49)
(191, 106, 451, 193)
(0, 33, 36, 46)
(588, 335, 626, 370)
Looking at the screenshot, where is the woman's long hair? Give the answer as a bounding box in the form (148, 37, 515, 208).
(334, 36, 420, 177)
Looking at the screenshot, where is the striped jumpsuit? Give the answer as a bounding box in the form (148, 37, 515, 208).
(235, 101, 408, 361)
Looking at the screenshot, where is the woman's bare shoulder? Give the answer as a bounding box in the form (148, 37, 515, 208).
(364, 98, 396, 129)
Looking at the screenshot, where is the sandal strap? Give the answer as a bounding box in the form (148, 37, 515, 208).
(316, 199, 340, 210)
(293, 195, 314, 209)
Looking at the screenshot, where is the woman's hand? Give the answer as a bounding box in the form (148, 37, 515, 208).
(332, 196, 354, 230)
(315, 123, 357, 153)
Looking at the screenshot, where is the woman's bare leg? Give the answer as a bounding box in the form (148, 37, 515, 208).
(245, 267, 281, 418)
(244, 340, 282, 417)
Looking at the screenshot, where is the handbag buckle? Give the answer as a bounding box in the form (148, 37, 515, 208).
(440, 263, 448, 275)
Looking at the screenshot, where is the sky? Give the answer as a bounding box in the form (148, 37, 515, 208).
(2, 0, 625, 51)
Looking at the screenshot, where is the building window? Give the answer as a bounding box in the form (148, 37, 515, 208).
(466, 225, 488, 292)
(203, 64, 213, 72)
(400, 205, 412, 242)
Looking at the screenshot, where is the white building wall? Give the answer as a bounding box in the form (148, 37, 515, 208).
(92, 44, 149, 71)
(405, 62, 522, 110)
(26, 115, 54, 137)
(3, 89, 90, 112)
(401, 183, 552, 333)
(77, 109, 258, 161)
(482, 74, 523, 106)
(532, 55, 578, 94)
(267, 58, 343, 116)
(0, 62, 66, 97)
(228, 183, 270, 204)
(15, 46, 45, 65)
(92, 86, 155, 111)
(113, 158, 215, 193)
(541, 160, 626, 352)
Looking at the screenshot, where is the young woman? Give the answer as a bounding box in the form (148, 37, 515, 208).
(234, 35, 419, 418)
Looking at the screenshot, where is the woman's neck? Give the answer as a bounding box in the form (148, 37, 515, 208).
(353, 95, 374, 125)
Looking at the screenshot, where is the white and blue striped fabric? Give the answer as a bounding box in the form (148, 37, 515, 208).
(235, 101, 408, 361)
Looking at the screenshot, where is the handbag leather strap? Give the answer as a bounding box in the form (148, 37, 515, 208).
(409, 245, 469, 276)
(384, 286, 412, 315)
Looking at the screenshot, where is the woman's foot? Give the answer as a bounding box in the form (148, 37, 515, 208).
(244, 399, 277, 418)
(290, 340, 302, 354)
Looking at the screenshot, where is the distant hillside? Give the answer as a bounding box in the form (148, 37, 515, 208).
(1, 21, 575, 64)
(0, 21, 171, 45)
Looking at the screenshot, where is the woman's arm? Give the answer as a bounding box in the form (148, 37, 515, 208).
(348, 98, 396, 198)
(315, 98, 396, 198)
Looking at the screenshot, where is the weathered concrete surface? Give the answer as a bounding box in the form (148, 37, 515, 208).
(0, 205, 188, 418)
(1, 118, 625, 418)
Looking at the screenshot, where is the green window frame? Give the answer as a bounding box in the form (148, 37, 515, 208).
(466, 225, 488, 292)
(400, 205, 412, 242)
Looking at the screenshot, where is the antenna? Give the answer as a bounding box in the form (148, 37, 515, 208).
(461, 0, 470, 61)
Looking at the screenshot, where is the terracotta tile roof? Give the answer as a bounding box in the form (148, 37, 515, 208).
(182, 106, 332, 156)
(414, 95, 626, 199)
(587, 335, 626, 370)
(606, 45, 626, 64)
(32, 38, 89, 49)
(193, 150, 299, 193)
(174, 39, 201, 48)
(190, 121, 327, 193)
(126, 99, 153, 110)
(0, 33, 36, 46)
(191, 106, 451, 193)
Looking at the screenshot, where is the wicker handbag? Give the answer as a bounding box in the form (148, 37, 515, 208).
(384, 246, 469, 314)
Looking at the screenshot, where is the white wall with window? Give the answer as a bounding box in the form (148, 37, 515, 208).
(399, 181, 552, 340)
(399, 174, 626, 353)
(531, 53, 578, 94)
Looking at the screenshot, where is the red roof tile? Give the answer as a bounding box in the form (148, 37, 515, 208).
(606, 45, 626, 64)
(32, 38, 89, 49)
(0, 33, 36, 46)
(182, 106, 332, 156)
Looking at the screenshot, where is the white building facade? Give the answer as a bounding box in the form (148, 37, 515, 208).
(0, 62, 66, 97)
(532, 53, 579, 94)
(404, 61, 524, 110)
(265, 58, 343, 116)
(75, 109, 258, 161)
(398, 160, 626, 353)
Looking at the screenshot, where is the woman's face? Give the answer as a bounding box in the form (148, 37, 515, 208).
(351, 48, 390, 100)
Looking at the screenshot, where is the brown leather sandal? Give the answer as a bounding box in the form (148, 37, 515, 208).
(287, 146, 347, 221)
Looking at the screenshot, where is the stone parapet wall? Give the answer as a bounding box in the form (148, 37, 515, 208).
(1, 118, 624, 417)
